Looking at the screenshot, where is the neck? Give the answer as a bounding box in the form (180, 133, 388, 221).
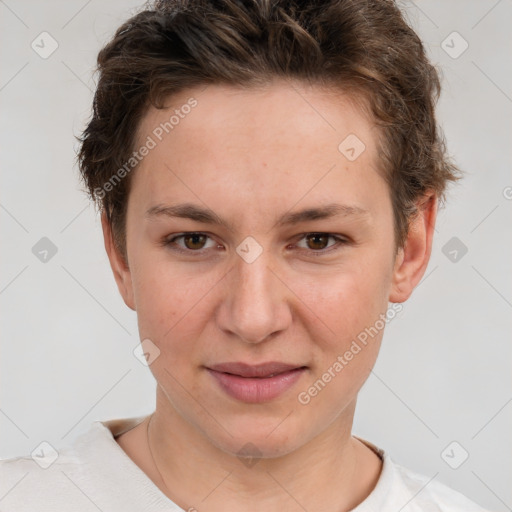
(142, 388, 381, 512)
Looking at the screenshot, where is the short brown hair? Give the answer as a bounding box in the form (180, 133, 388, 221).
(77, 0, 459, 260)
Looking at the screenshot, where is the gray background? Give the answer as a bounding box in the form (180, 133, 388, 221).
(1, 1, 510, 510)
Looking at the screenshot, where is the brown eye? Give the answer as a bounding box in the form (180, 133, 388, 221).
(182, 233, 208, 250)
(305, 233, 330, 250)
(293, 233, 347, 255)
(164, 232, 218, 253)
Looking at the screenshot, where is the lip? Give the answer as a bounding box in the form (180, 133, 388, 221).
(206, 362, 307, 403)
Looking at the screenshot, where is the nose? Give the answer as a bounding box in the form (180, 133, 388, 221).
(216, 247, 292, 344)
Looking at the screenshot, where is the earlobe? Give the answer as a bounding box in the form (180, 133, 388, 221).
(101, 212, 136, 311)
(389, 193, 438, 303)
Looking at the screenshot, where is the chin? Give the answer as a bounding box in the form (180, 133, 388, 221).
(206, 414, 308, 460)
(221, 434, 302, 461)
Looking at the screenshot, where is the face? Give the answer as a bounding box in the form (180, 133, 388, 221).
(105, 80, 434, 458)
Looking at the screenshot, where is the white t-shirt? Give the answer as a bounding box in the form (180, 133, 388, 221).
(0, 416, 492, 511)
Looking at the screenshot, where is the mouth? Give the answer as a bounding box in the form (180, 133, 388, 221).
(205, 361, 308, 403)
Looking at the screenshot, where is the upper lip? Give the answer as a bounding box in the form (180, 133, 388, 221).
(207, 362, 307, 378)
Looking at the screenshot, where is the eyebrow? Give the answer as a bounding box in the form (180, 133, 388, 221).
(145, 202, 369, 230)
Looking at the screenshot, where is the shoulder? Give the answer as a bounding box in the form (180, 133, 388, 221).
(0, 448, 84, 511)
(0, 416, 161, 512)
(388, 457, 492, 512)
(0, 420, 110, 511)
(353, 436, 493, 512)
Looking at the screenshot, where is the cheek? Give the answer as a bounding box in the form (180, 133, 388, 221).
(293, 259, 390, 415)
(293, 253, 393, 342)
(131, 259, 218, 354)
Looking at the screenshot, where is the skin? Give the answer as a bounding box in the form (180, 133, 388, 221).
(103, 79, 437, 512)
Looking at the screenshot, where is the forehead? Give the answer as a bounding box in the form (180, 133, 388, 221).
(136, 80, 377, 155)
(130, 80, 386, 224)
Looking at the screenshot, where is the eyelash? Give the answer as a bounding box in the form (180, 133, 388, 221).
(162, 232, 349, 257)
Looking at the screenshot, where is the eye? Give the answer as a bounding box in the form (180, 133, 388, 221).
(162, 231, 348, 256)
(294, 233, 347, 253)
(164, 232, 220, 253)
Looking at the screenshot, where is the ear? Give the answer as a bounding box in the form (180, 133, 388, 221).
(389, 192, 438, 303)
(101, 212, 136, 311)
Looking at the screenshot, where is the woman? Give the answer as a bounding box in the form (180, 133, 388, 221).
(0, 0, 493, 510)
